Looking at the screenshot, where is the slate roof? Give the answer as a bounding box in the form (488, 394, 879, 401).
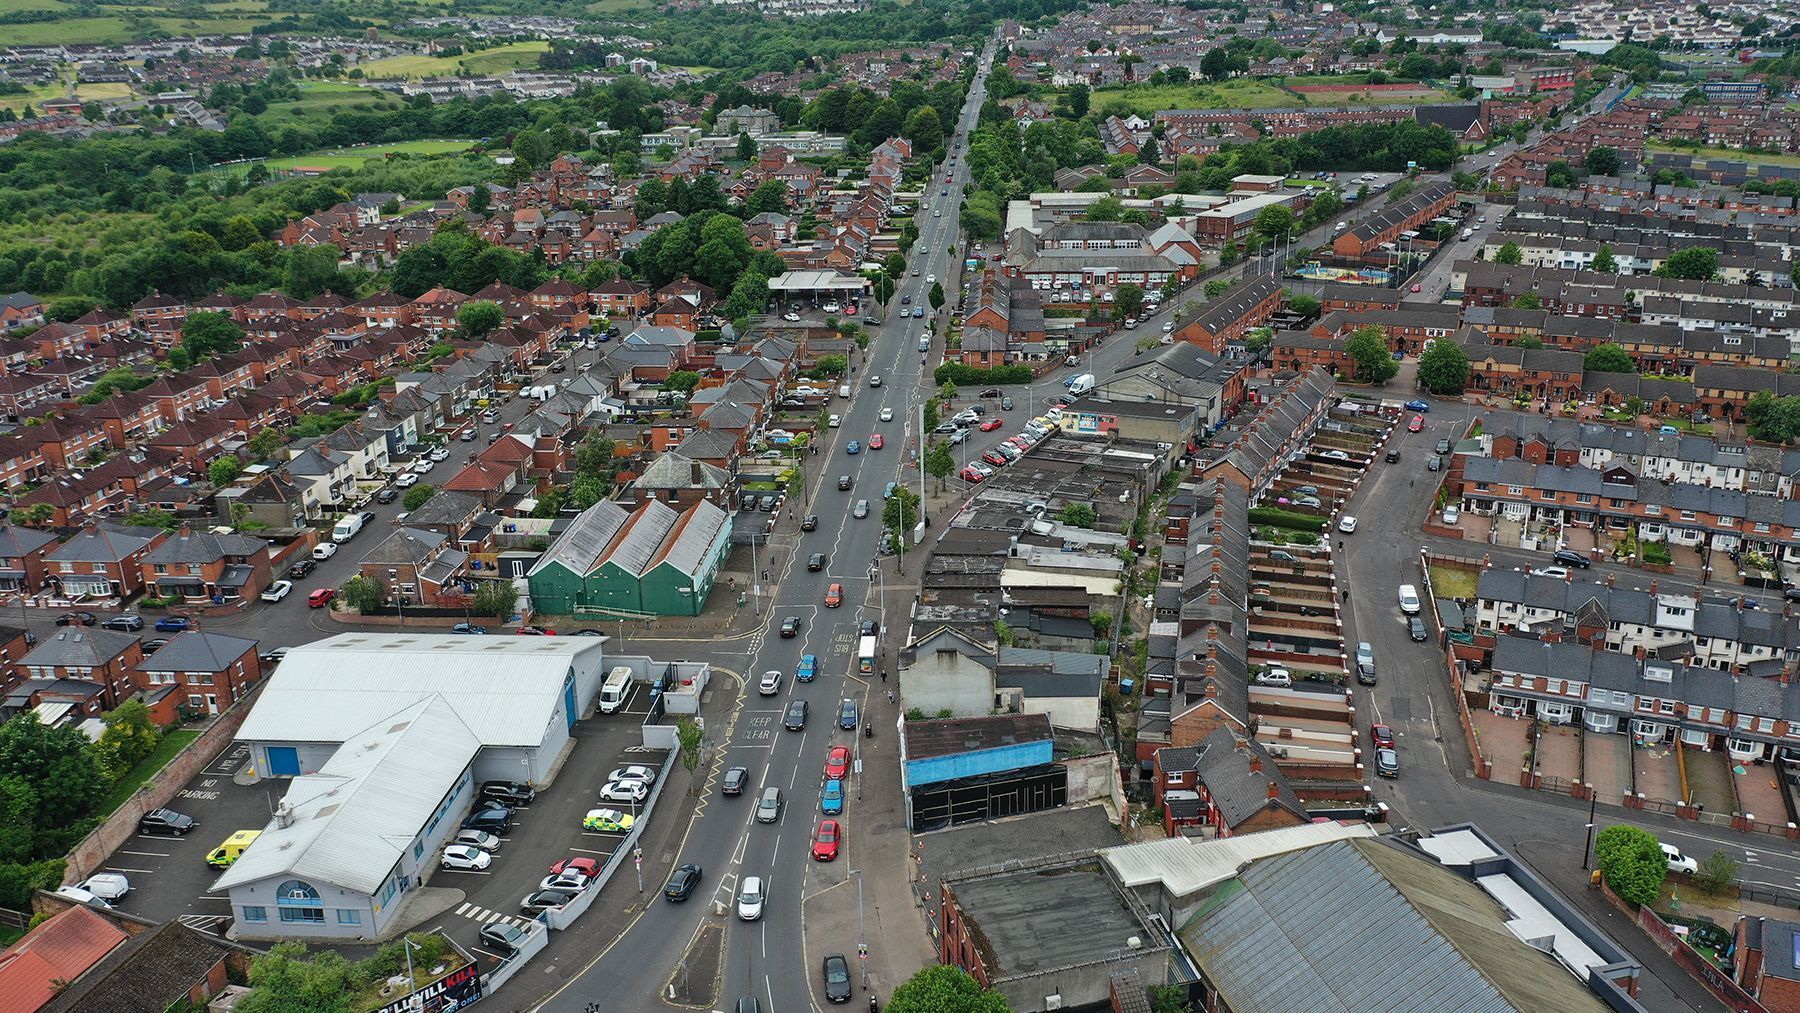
(135, 631, 256, 673)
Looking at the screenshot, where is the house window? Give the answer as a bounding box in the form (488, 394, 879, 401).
(1658, 700, 1675, 714)
(337, 909, 362, 926)
(280, 907, 325, 924)
(242, 906, 267, 922)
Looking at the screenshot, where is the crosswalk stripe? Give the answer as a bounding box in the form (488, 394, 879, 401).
(455, 902, 472, 916)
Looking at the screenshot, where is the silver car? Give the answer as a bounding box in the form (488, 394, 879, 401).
(755, 786, 783, 824)
(853, 499, 870, 518)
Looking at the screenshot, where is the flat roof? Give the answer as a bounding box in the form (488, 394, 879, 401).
(906, 713, 1052, 760)
(951, 860, 1148, 975)
(769, 270, 867, 292)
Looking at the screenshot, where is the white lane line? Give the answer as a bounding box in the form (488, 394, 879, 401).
(105, 866, 154, 874)
(118, 850, 170, 858)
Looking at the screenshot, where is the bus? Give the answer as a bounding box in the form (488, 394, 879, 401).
(856, 635, 877, 676)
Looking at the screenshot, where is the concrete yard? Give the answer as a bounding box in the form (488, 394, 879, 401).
(1582, 732, 1632, 807)
(1632, 740, 1683, 805)
(1731, 758, 1790, 825)
(1681, 745, 1737, 814)
(1469, 709, 1529, 776)
(1532, 723, 1582, 785)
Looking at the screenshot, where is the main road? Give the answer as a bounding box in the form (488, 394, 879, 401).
(536, 38, 999, 1013)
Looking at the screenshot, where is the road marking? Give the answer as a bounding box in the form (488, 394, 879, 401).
(118, 849, 169, 858)
(569, 846, 611, 854)
(104, 866, 153, 874)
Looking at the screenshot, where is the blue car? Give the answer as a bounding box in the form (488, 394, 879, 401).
(797, 654, 817, 682)
(821, 778, 844, 815)
(154, 616, 192, 633)
(845, 441, 861, 455)
(1404, 400, 1430, 412)
(452, 622, 487, 635)
(883, 481, 897, 499)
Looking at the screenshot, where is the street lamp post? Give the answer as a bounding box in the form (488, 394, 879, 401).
(849, 868, 867, 990)
(1581, 790, 1599, 870)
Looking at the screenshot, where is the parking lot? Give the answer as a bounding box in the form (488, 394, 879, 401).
(92, 681, 670, 967)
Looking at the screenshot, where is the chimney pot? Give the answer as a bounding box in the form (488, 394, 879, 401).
(1267, 780, 1279, 800)
(1248, 754, 1262, 774)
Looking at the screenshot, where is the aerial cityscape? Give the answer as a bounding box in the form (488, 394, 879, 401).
(1, 0, 1800, 1010)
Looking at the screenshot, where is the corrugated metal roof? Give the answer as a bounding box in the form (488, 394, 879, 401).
(606, 500, 677, 576)
(214, 696, 481, 895)
(529, 500, 629, 577)
(651, 499, 727, 577)
(1101, 822, 1374, 897)
(234, 634, 606, 746)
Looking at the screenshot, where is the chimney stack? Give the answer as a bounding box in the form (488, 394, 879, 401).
(1248, 753, 1262, 774)
(1267, 780, 1279, 800)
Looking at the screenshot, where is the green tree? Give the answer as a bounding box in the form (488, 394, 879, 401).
(1693, 850, 1739, 894)
(0, 712, 104, 830)
(181, 310, 243, 360)
(1083, 195, 1126, 222)
(903, 105, 944, 152)
(1245, 326, 1273, 352)
(1254, 204, 1294, 241)
(1495, 242, 1523, 265)
(473, 580, 518, 618)
(1515, 335, 1545, 350)
(1584, 146, 1620, 177)
(1584, 342, 1635, 374)
(1591, 244, 1618, 273)
(929, 282, 945, 311)
(1287, 292, 1320, 318)
(92, 700, 160, 783)
(1148, 983, 1194, 1013)
(888, 965, 1011, 1013)
(1510, 292, 1542, 310)
(883, 485, 921, 541)
(1114, 283, 1145, 321)
(1064, 83, 1090, 118)
(1060, 502, 1097, 528)
(458, 300, 504, 338)
(1657, 247, 1718, 281)
(208, 455, 243, 487)
(744, 179, 788, 216)
(1593, 824, 1667, 906)
(736, 131, 757, 162)
(1417, 339, 1471, 395)
(10, 503, 52, 528)
(402, 484, 436, 511)
(235, 943, 355, 1013)
(338, 575, 382, 612)
(465, 183, 491, 218)
(676, 716, 703, 772)
(923, 439, 955, 492)
(1344, 325, 1398, 383)
(247, 428, 287, 462)
(665, 370, 703, 394)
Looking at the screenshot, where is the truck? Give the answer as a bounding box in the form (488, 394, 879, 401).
(330, 513, 365, 543)
(598, 666, 634, 714)
(1065, 373, 1096, 397)
(523, 383, 557, 401)
(856, 635, 877, 675)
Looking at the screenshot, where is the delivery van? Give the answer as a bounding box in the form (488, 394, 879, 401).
(206, 830, 262, 869)
(330, 514, 364, 544)
(1065, 373, 1096, 397)
(598, 666, 634, 714)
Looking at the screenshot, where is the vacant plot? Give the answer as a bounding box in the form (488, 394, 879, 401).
(359, 41, 548, 80)
(1682, 745, 1736, 813)
(0, 76, 131, 115)
(254, 80, 398, 127)
(1427, 563, 1477, 599)
(251, 139, 475, 173)
(0, 0, 71, 12)
(1634, 741, 1682, 804)
(1090, 78, 1301, 115)
(1289, 82, 1450, 106)
(1732, 759, 1787, 823)
(1647, 139, 1800, 170)
(1470, 709, 1529, 774)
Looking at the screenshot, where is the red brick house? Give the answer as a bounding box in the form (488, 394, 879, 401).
(132, 631, 261, 718)
(139, 526, 273, 603)
(15, 627, 145, 713)
(0, 524, 60, 595)
(1151, 727, 1309, 837)
(45, 522, 163, 600)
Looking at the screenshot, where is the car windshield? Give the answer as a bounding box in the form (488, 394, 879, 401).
(827, 964, 848, 984)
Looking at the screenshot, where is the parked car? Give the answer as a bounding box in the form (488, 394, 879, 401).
(1375, 748, 1399, 778)
(812, 819, 841, 861)
(823, 954, 853, 1003)
(260, 581, 293, 603)
(55, 612, 96, 627)
(441, 845, 492, 871)
(479, 781, 535, 806)
(1661, 843, 1699, 875)
(307, 588, 335, 609)
(821, 778, 844, 815)
(154, 616, 192, 632)
(479, 922, 529, 954)
(664, 863, 703, 901)
(1407, 415, 1424, 432)
(825, 745, 851, 780)
(1408, 616, 1428, 641)
(1404, 400, 1430, 412)
(1371, 724, 1396, 750)
(1551, 549, 1592, 569)
(137, 808, 196, 836)
(582, 808, 634, 833)
(288, 558, 317, 578)
(521, 889, 578, 914)
(311, 543, 338, 561)
(1434, 438, 1452, 454)
(376, 487, 399, 504)
(452, 622, 487, 635)
(598, 779, 649, 803)
(452, 829, 501, 852)
(838, 697, 859, 731)
(1337, 516, 1357, 534)
(100, 614, 144, 631)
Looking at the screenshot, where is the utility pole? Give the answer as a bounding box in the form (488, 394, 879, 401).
(850, 869, 868, 990)
(1581, 791, 1599, 871)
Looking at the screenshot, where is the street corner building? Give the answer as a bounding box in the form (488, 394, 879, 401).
(526, 497, 731, 617)
(213, 633, 613, 940)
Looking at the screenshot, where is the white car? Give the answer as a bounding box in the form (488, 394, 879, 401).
(1337, 516, 1357, 534)
(1531, 566, 1571, 580)
(410, 457, 436, 473)
(452, 829, 501, 853)
(441, 845, 492, 871)
(539, 870, 590, 892)
(782, 311, 801, 322)
(828, 414, 841, 428)
(608, 765, 658, 784)
(598, 779, 649, 803)
(879, 407, 893, 422)
(79, 873, 130, 902)
(429, 446, 451, 462)
(1442, 505, 1460, 525)
(260, 580, 294, 602)
(394, 473, 420, 488)
(311, 542, 338, 561)
(759, 670, 782, 696)
(737, 875, 765, 921)
(1661, 843, 1698, 875)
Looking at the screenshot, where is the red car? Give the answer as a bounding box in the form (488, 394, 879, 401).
(960, 465, 988, 483)
(868, 433, 884, 450)
(824, 583, 843, 608)
(982, 450, 1007, 467)
(812, 819, 841, 861)
(307, 588, 336, 609)
(824, 745, 851, 780)
(1371, 724, 1396, 750)
(1407, 415, 1424, 432)
(979, 418, 1003, 432)
(550, 856, 601, 877)
(517, 626, 557, 635)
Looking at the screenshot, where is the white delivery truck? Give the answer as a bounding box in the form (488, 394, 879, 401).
(330, 514, 364, 543)
(1065, 373, 1096, 397)
(598, 666, 634, 714)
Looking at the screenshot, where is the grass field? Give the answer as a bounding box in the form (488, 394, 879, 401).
(249, 139, 475, 172)
(255, 80, 399, 127)
(0, 77, 131, 115)
(358, 41, 548, 81)
(0, 0, 288, 42)
(1646, 138, 1800, 169)
(97, 729, 201, 818)
(585, 0, 653, 11)
(1092, 78, 1302, 115)
(0, 0, 73, 12)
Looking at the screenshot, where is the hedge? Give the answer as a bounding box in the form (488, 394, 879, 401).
(933, 363, 1035, 386)
(1248, 506, 1328, 532)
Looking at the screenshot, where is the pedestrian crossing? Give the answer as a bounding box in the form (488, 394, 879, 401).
(455, 901, 530, 929)
(178, 914, 232, 935)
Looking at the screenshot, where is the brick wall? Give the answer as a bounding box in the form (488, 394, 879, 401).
(61, 682, 263, 885)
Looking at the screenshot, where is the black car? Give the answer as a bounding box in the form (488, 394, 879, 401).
(141, 638, 170, 654)
(664, 863, 703, 902)
(859, 620, 879, 637)
(801, 514, 819, 531)
(780, 616, 801, 638)
(1434, 438, 1452, 454)
(288, 558, 317, 578)
(1551, 549, 1591, 569)
(522, 889, 579, 914)
(722, 766, 749, 796)
(462, 807, 512, 834)
(100, 614, 144, 632)
(359, 511, 376, 527)
(479, 780, 535, 806)
(479, 922, 529, 954)
(977, 387, 1001, 398)
(1408, 616, 1428, 642)
(376, 487, 399, 504)
(55, 611, 97, 627)
(784, 699, 809, 731)
(808, 553, 826, 572)
(1356, 662, 1377, 686)
(837, 475, 853, 491)
(823, 954, 853, 1004)
(838, 698, 859, 731)
(138, 807, 196, 836)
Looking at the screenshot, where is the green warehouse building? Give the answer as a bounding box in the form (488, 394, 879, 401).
(527, 497, 732, 617)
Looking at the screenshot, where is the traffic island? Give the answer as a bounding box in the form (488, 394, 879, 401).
(664, 921, 723, 1008)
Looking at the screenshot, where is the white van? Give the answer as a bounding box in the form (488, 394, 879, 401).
(1398, 584, 1422, 615)
(1462, 228, 1475, 241)
(598, 667, 634, 714)
(1065, 373, 1096, 397)
(837, 384, 852, 399)
(1334, 221, 1347, 233)
(330, 514, 364, 544)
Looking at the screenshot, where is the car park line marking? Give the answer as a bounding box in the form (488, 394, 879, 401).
(119, 849, 169, 858)
(105, 866, 153, 874)
(439, 868, 491, 876)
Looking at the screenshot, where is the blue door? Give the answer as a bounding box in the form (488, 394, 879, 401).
(267, 747, 300, 777)
(563, 675, 577, 732)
